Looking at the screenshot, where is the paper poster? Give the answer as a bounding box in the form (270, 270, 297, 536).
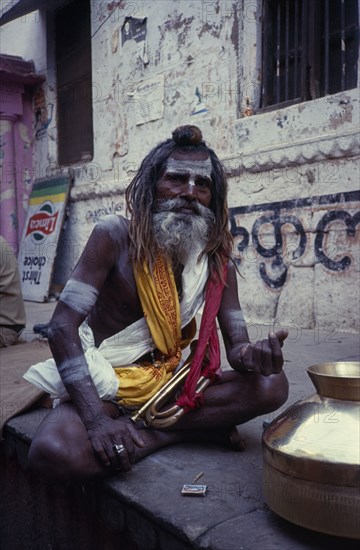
(121, 17, 147, 45)
(121, 16, 148, 63)
(130, 74, 164, 125)
(18, 176, 71, 302)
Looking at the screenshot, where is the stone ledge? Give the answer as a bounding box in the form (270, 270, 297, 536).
(1, 324, 359, 550)
(230, 88, 359, 173)
(2, 403, 360, 550)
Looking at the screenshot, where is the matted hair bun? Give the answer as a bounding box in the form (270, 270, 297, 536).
(172, 125, 203, 146)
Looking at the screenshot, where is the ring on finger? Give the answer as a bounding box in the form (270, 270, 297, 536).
(112, 443, 125, 456)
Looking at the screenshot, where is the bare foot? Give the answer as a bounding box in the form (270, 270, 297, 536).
(228, 427, 246, 451)
(191, 426, 246, 451)
(132, 425, 246, 462)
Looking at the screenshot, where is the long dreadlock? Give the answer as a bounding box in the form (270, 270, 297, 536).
(125, 125, 233, 282)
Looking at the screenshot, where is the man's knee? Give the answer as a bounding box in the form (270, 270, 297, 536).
(260, 371, 289, 413)
(28, 420, 84, 483)
(28, 434, 68, 481)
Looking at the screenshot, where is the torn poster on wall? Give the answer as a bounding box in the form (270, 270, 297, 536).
(121, 16, 147, 44)
(34, 87, 54, 140)
(122, 16, 148, 64)
(128, 74, 165, 125)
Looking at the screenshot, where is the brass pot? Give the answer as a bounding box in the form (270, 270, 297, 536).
(262, 362, 360, 539)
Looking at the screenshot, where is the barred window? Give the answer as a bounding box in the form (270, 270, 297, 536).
(55, 0, 93, 165)
(261, 0, 359, 110)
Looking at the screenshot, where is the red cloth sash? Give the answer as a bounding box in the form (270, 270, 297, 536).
(175, 262, 228, 411)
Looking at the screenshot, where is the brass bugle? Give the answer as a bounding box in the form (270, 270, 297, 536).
(130, 341, 211, 429)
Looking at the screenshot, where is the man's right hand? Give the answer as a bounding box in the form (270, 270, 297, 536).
(237, 329, 288, 376)
(86, 415, 145, 471)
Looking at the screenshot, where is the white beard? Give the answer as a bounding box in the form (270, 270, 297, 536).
(152, 198, 214, 265)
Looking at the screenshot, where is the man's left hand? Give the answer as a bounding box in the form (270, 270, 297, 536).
(237, 329, 288, 376)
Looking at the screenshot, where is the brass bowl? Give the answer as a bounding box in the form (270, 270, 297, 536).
(307, 361, 360, 401)
(263, 361, 360, 539)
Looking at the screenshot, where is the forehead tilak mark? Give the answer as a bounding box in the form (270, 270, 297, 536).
(166, 158, 212, 178)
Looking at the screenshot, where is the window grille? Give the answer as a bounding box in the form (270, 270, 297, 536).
(261, 0, 359, 110)
(55, 0, 93, 165)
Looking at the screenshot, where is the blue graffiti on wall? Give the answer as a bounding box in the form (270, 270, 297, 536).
(230, 191, 360, 289)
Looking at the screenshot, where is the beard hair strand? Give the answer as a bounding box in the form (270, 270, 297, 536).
(152, 198, 214, 265)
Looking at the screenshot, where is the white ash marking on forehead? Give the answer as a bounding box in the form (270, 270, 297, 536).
(166, 158, 212, 178)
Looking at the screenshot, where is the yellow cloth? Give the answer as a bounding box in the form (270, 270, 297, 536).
(135, 255, 181, 356)
(114, 257, 195, 407)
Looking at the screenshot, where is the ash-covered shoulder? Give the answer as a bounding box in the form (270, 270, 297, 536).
(95, 214, 130, 243)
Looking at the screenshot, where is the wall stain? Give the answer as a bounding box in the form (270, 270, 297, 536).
(169, 90, 180, 107)
(230, 2, 239, 57)
(199, 22, 222, 39)
(159, 14, 195, 46)
(329, 100, 353, 130)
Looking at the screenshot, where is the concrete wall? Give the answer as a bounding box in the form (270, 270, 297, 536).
(1, 1, 359, 332)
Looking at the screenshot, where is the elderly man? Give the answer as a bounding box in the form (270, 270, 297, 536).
(25, 125, 288, 482)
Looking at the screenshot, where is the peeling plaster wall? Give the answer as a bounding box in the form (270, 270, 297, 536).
(90, 1, 239, 165)
(2, 1, 359, 332)
(54, 0, 241, 283)
(229, 1, 360, 334)
(227, 89, 360, 333)
(71, 0, 360, 333)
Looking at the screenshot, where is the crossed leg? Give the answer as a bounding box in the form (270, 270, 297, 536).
(28, 370, 288, 483)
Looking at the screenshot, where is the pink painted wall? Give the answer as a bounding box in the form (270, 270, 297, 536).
(0, 81, 38, 255)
